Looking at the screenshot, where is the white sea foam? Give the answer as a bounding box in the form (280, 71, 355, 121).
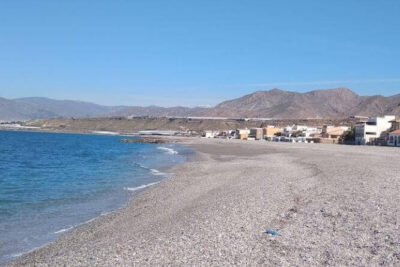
(54, 226, 74, 234)
(150, 169, 167, 176)
(54, 209, 113, 236)
(157, 146, 178, 155)
(124, 182, 159, 192)
(100, 211, 112, 216)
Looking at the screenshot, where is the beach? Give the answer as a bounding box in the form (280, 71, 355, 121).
(9, 138, 400, 266)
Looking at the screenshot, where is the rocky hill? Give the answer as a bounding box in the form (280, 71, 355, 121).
(0, 97, 126, 122)
(204, 88, 400, 119)
(112, 88, 400, 119)
(2, 88, 400, 121)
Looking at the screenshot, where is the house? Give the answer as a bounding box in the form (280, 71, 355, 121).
(282, 125, 307, 136)
(263, 126, 282, 140)
(321, 125, 349, 139)
(304, 127, 320, 137)
(355, 115, 395, 145)
(202, 131, 219, 138)
(282, 126, 291, 137)
(387, 130, 400, 147)
(224, 130, 236, 139)
(249, 128, 263, 140)
(306, 125, 350, 144)
(283, 125, 320, 138)
(236, 129, 250, 140)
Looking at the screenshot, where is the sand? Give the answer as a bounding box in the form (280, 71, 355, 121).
(8, 138, 400, 266)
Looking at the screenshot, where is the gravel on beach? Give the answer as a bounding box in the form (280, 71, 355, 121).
(9, 138, 400, 266)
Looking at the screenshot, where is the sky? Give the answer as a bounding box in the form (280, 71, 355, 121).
(0, 0, 399, 107)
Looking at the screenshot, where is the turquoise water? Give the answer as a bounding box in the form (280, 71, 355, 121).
(0, 131, 192, 263)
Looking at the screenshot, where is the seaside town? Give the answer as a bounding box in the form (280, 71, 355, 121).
(3, 1, 400, 265)
(2, 115, 400, 148)
(198, 115, 400, 147)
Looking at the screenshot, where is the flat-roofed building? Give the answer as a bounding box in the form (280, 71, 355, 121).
(236, 129, 250, 140)
(249, 128, 263, 140)
(355, 115, 395, 145)
(263, 127, 282, 140)
(321, 125, 349, 139)
(202, 131, 219, 138)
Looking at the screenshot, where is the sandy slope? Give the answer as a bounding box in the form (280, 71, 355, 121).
(9, 138, 400, 266)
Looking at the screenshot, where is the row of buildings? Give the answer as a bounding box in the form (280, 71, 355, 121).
(355, 115, 400, 146)
(202, 115, 400, 147)
(203, 124, 350, 144)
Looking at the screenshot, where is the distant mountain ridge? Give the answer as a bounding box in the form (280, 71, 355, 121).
(0, 97, 127, 122)
(1, 88, 400, 122)
(203, 88, 400, 119)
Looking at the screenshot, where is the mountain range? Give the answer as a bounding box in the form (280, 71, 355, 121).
(0, 97, 126, 122)
(1, 88, 400, 122)
(203, 88, 400, 119)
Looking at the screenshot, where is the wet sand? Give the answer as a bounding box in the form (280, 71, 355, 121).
(9, 138, 400, 266)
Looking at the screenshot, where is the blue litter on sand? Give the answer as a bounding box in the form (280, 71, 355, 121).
(265, 229, 278, 236)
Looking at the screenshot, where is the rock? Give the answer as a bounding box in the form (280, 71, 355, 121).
(119, 138, 168, 144)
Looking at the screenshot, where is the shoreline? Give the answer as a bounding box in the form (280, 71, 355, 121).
(7, 138, 400, 266)
(3, 138, 210, 266)
(1, 135, 189, 265)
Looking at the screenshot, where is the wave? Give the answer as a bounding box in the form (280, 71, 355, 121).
(157, 146, 178, 155)
(133, 162, 169, 177)
(150, 169, 167, 176)
(124, 182, 159, 192)
(54, 226, 74, 234)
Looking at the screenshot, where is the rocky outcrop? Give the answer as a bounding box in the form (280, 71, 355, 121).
(119, 138, 169, 144)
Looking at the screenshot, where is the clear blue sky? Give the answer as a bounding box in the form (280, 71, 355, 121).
(1, 0, 399, 107)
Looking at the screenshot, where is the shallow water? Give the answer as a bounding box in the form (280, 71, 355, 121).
(0, 131, 192, 263)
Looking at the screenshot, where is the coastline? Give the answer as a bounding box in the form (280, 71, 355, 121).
(8, 138, 400, 266)
(5, 137, 199, 266)
(0, 133, 187, 265)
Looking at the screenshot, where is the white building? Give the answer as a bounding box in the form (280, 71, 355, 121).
(282, 125, 320, 138)
(303, 127, 320, 137)
(355, 115, 395, 145)
(292, 125, 308, 131)
(202, 131, 219, 138)
(282, 126, 293, 137)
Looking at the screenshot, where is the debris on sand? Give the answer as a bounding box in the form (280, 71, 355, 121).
(265, 229, 278, 236)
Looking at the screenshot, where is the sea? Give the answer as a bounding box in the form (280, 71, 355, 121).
(0, 131, 192, 264)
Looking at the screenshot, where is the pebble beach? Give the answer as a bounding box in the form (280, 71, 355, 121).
(9, 138, 400, 266)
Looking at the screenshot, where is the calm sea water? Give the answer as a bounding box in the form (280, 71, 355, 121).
(0, 131, 192, 263)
